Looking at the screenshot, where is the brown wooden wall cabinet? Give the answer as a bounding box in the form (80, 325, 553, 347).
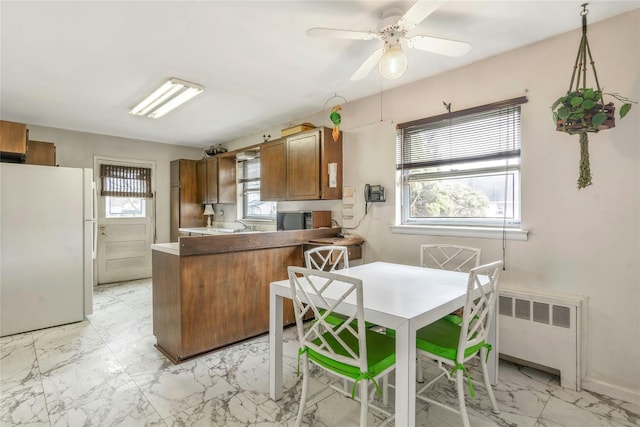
(217, 156, 236, 203)
(196, 156, 236, 205)
(260, 138, 287, 201)
(26, 140, 56, 166)
(152, 228, 341, 363)
(196, 158, 213, 203)
(0, 120, 28, 162)
(170, 159, 204, 242)
(260, 127, 342, 201)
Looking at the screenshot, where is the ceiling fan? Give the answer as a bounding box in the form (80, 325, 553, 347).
(306, 1, 471, 81)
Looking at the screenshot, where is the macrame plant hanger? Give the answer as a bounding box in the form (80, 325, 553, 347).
(565, 3, 604, 189)
(553, 3, 636, 189)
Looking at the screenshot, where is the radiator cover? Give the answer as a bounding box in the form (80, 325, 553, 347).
(499, 287, 587, 391)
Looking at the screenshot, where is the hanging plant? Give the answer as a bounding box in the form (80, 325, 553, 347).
(550, 4, 635, 189)
(552, 89, 633, 134)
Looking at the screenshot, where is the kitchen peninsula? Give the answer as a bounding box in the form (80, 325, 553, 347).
(151, 228, 351, 363)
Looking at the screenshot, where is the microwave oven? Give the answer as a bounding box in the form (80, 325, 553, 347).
(276, 211, 331, 231)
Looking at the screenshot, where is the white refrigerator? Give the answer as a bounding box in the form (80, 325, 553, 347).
(0, 163, 96, 337)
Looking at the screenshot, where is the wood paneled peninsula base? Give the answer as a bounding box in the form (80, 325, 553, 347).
(151, 228, 343, 363)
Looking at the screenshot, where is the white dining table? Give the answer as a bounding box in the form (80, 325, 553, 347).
(269, 261, 498, 427)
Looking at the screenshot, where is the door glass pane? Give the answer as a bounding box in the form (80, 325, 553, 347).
(105, 196, 146, 218)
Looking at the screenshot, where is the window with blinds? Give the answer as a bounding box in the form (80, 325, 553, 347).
(396, 97, 526, 226)
(238, 158, 276, 219)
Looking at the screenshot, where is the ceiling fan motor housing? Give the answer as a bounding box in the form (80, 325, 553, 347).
(379, 8, 407, 46)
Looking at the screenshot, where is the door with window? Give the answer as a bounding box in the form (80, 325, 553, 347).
(97, 161, 155, 284)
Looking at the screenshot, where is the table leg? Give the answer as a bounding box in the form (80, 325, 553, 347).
(394, 321, 416, 427)
(269, 287, 284, 400)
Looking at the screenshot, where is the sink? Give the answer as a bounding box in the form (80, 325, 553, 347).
(207, 228, 260, 234)
(208, 228, 239, 233)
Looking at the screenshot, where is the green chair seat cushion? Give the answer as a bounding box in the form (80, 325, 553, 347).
(416, 317, 484, 361)
(306, 329, 395, 381)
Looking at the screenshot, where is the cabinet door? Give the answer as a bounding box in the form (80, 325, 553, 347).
(25, 140, 56, 166)
(0, 120, 27, 155)
(170, 160, 180, 187)
(218, 156, 236, 204)
(206, 157, 218, 203)
(287, 131, 320, 200)
(170, 186, 180, 242)
(179, 159, 205, 228)
(196, 159, 207, 204)
(260, 138, 286, 201)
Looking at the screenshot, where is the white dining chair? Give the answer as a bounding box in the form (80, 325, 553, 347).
(420, 244, 482, 272)
(304, 245, 349, 271)
(415, 260, 502, 427)
(416, 244, 483, 382)
(304, 245, 351, 329)
(287, 266, 396, 427)
(304, 245, 381, 398)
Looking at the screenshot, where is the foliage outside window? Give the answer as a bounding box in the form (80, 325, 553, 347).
(396, 97, 527, 227)
(239, 158, 276, 219)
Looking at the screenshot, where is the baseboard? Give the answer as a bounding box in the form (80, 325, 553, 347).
(581, 377, 640, 405)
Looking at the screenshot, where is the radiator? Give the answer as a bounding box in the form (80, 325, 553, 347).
(498, 287, 587, 391)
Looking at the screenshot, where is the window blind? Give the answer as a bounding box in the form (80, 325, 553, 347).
(238, 158, 260, 184)
(100, 164, 153, 198)
(396, 96, 527, 169)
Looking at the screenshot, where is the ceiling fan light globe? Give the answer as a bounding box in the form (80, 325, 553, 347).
(379, 44, 407, 79)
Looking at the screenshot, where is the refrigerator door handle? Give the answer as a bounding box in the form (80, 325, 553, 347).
(92, 182, 98, 221)
(92, 220, 97, 259)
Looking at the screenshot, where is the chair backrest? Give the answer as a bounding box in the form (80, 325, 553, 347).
(456, 260, 503, 364)
(287, 266, 367, 373)
(421, 244, 482, 272)
(304, 245, 349, 272)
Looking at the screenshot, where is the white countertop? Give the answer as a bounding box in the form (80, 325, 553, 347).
(179, 227, 267, 235)
(151, 242, 179, 256)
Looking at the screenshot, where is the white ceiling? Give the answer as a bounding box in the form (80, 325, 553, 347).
(1, 1, 638, 149)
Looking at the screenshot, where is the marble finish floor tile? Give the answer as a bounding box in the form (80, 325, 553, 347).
(1, 277, 639, 426)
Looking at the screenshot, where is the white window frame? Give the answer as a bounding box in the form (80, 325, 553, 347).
(238, 157, 276, 220)
(395, 97, 528, 239)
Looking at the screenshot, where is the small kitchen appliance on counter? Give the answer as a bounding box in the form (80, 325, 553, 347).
(276, 211, 331, 231)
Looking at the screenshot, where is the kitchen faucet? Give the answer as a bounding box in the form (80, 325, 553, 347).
(235, 219, 252, 230)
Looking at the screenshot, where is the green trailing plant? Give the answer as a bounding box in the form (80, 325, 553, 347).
(552, 88, 633, 134)
(551, 4, 636, 189)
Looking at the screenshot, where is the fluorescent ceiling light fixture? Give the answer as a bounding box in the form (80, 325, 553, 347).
(130, 78, 203, 118)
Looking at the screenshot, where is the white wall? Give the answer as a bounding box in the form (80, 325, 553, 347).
(227, 10, 640, 402)
(26, 126, 203, 243)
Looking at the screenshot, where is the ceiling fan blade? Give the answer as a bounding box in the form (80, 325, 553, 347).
(407, 35, 472, 57)
(306, 27, 378, 40)
(350, 48, 384, 81)
(398, 1, 444, 29)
